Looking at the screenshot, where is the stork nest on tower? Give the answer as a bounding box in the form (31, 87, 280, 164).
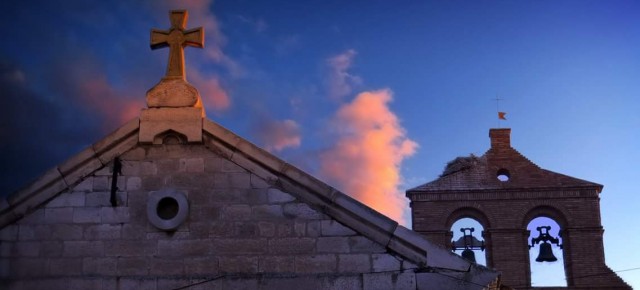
(440, 154, 481, 177)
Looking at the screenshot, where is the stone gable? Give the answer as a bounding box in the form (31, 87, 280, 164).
(0, 119, 500, 289)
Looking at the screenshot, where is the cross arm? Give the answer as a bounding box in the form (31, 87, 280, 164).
(183, 28, 205, 48)
(150, 29, 170, 49)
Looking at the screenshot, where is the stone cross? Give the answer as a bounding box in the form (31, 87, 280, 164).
(150, 10, 204, 80)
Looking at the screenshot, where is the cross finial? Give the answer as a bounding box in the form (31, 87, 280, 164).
(150, 10, 204, 80)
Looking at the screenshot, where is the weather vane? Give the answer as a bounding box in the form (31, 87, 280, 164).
(493, 95, 506, 128)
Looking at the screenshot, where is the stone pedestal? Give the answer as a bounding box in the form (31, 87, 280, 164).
(146, 78, 203, 108)
(139, 78, 205, 144)
(139, 107, 204, 144)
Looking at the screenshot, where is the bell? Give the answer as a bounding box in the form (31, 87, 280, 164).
(535, 242, 558, 262)
(461, 249, 476, 263)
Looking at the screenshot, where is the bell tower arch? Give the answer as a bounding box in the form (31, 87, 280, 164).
(406, 128, 630, 289)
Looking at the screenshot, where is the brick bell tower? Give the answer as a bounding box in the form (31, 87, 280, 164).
(406, 128, 630, 289)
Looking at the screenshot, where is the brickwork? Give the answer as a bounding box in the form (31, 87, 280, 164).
(0, 145, 420, 290)
(407, 128, 631, 289)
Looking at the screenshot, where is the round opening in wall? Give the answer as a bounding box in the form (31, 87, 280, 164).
(147, 188, 189, 231)
(157, 197, 179, 220)
(497, 168, 510, 182)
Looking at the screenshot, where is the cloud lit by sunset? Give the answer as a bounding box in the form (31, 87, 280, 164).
(320, 89, 418, 224)
(251, 118, 302, 152)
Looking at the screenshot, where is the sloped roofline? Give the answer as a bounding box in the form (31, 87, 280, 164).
(0, 118, 497, 280)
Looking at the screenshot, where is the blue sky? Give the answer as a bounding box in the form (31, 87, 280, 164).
(1, 0, 639, 287)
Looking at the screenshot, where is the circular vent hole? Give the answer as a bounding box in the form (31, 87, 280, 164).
(497, 168, 510, 182)
(157, 197, 179, 220)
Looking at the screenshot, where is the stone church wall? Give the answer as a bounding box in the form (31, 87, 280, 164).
(0, 145, 417, 290)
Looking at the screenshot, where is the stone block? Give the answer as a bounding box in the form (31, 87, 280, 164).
(19, 225, 51, 241)
(258, 221, 275, 237)
(139, 107, 203, 144)
(15, 241, 40, 257)
(250, 174, 270, 188)
(222, 204, 251, 220)
(73, 207, 101, 223)
(218, 256, 258, 273)
(235, 222, 258, 237)
(295, 254, 337, 273)
(283, 203, 325, 219)
(307, 220, 321, 237)
(156, 159, 179, 173)
(101, 207, 130, 223)
(40, 241, 63, 257)
(211, 239, 267, 255)
(209, 222, 235, 238)
(317, 237, 350, 253)
(184, 256, 219, 275)
(85, 192, 126, 207)
(321, 275, 363, 290)
(349, 236, 386, 253)
(0, 241, 13, 257)
(258, 276, 323, 289)
(157, 239, 210, 257)
(214, 172, 251, 188)
(0, 225, 18, 241)
(117, 277, 156, 290)
(46, 191, 86, 208)
(48, 257, 83, 276)
(363, 272, 416, 290)
(338, 254, 371, 272)
(269, 238, 315, 254)
(190, 205, 222, 221)
(210, 188, 267, 204)
(276, 223, 293, 237)
(84, 224, 121, 240)
(139, 161, 158, 175)
(259, 256, 294, 272)
(51, 224, 83, 240)
(105, 240, 157, 257)
(44, 207, 74, 224)
(267, 188, 296, 203)
(93, 176, 109, 191)
(9, 257, 46, 278)
(179, 158, 205, 172)
(372, 253, 402, 272)
(150, 257, 184, 275)
(0, 258, 9, 278)
(168, 173, 213, 188)
(117, 257, 149, 276)
(72, 178, 93, 192)
(321, 220, 356, 236)
(83, 257, 117, 275)
(252, 205, 284, 219)
(126, 177, 142, 190)
(121, 224, 147, 239)
(16, 208, 45, 225)
(63, 241, 104, 257)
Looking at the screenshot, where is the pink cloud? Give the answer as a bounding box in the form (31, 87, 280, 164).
(187, 68, 231, 112)
(251, 118, 302, 152)
(325, 49, 362, 101)
(320, 89, 418, 224)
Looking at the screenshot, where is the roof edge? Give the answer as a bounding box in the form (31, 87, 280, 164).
(0, 118, 140, 228)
